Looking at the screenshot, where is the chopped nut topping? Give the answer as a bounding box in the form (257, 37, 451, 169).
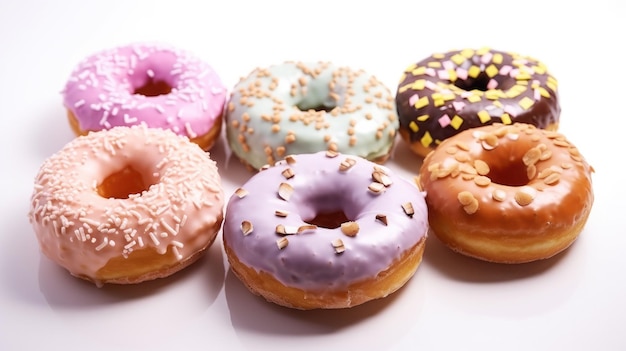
(339, 157, 357, 171)
(464, 199, 479, 214)
(276, 237, 289, 250)
(372, 170, 393, 186)
(368, 182, 385, 194)
(298, 224, 317, 233)
(235, 187, 249, 198)
(275, 224, 298, 235)
(523, 147, 541, 166)
(278, 182, 294, 201)
(515, 186, 536, 206)
(492, 189, 506, 201)
(474, 175, 491, 187)
(457, 191, 475, 206)
(527, 164, 537, 180)
(275, 209, 289, 217)
(326, 150, 339, 158)
(544, 172, 561, 185)
(402, 202, 415, 217)
(340, 221, 359, 236)
(474, 160, 490, 175)
(284, 155, 297, 164)
(376, 214, 388, 225)
(281, 168, 295, 179)
(241, 221, 253, 236)
(331, 239, 345, 254)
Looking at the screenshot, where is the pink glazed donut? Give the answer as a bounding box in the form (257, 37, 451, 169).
(223, 151, 428, 309)
(62, 43, 226, 150)
(28, 125, 224, 286)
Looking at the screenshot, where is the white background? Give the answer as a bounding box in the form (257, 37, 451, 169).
(1, 1, 624, 350)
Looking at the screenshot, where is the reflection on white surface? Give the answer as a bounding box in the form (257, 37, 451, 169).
(1, 1, 625, 350)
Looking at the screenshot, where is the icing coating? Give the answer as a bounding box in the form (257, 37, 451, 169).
(63, 43, 226, 145)
(28, 125, 224, 284)
(225, 62, 398, 170)
(419, 123, 594, 263)
(396, 47, 560, 155)
(223, 152, 428, 290)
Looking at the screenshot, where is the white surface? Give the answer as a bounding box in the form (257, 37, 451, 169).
(1, 1, 624, 350)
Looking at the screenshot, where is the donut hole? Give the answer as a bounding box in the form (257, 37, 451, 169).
(485, 159, 530, 187)
(304, 210, 351, 229)
(454, 72, 514, 92)
(296, 101, 336, 113)
(97, 166, 157, 199)
(133, 79, 172, 97)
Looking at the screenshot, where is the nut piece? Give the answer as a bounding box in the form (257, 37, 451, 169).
(241, 221, 253, 236)
(278, 182, 294, 201)
(340, 221, 359, 236)
(474, 159, 490, 175)
(515, 186, 537, 206)
(235, 187, 249, 198)
(285, 155, 297, 164)
(492, 189, 506, 202)
(372, 169, 393, 187)
(458, 191, 479, 214)
(331, 239, 345, 254)
(339, 157, 357, 171)
(274, 209, 289, 217)
(276, 237, 289, 250)
(275, 224, 298, 235)
(375, 214, 388, 225)
(297, 224, 318, 233)
(281, 168, 295, 179)
(368, 182, 385, 194)
(402, 202, 415, 217)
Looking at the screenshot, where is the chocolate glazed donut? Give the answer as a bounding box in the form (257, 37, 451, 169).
(395, 47, 561, 157)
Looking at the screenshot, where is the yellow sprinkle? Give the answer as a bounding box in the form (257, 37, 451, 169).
(398, 83, 412, 93)
(485, 90, 502, 100)
(468, 65, 481, 78)
(427, 61, 442, 68)
(443, 92, 456, 101)
(451, 115, 463, 129)
(404, 63, 417, 73)
(532, 64, 546, 74)
(485, 64, 499, 78)
(398, 73, 406, 84)
(516, 71, 532, 80)
(434, 97, 445, 107)
(492, 100, 503, 108)
(417, 114, 430, 121)
(414, 96, 429, 109)
(446, 69, 457, 82)
(500, 113, 512, 124)
(492, 53, 503, 64)
(411, 79, 426, 90)
(411, 66, 427, 75)
(451, 54, 466, 65)
(420, 131, 433, 147)
(477, 110, 491, 123)
(476, 47, 490, 55)
(409, 121, 419, 132)
(461, 48, 475, 58)
(467, 94, 482, 103)
(432, 53, 445, 59)
(538, 87, 551, 98)
(519, 96, 534, 110)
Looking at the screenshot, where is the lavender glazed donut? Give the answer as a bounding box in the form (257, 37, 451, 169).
(62, 43, 227, 150)
(223, 151, 428, 309)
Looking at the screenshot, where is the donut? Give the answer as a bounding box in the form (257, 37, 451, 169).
(223, 151, 428, 309)
(396, 47, 561, 157)
(225, 61, 398, 170)
(418, 123, 594, 263)
(62, 43, 227, 150)
(28, 125, 224, 286)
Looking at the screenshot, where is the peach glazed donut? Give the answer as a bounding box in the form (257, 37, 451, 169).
(396, 47, 560, 157)
(28, 125, 224, 286)
(418, 123, 594, 263)
(62, 43, 227, 150)
(223, 151, 428, 309)
(225, 61, 398, 170)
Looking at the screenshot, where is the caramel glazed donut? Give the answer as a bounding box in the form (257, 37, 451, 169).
(418, 123, 594, 263)
(225, 61, 399, 170)
(396, 47, 561, 157)
(223, 152, 428, 309)
(28, 125, 224, 286)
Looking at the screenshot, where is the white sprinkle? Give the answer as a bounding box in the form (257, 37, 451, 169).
(171, 240, 184, 248)
(95, 237, 109, 251)
(184, 122, 197, 138)
(172, 246, 183, 260)
(160, 218, 178, 236)
(149, 232, 160, 246)
(155, 104, 165, 114)
(74, 99, 85, 108)
(146, 69, 155, 78)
